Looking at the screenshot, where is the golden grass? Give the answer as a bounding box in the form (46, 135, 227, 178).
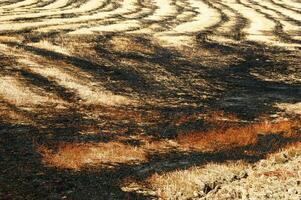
(146, 141, 301, 199)
(276, 102, 301, 115)
(37, 142, 147, 170)
(0, 75, 63, 107)
(27, 40, 70, 55)
(146, 161, 246, 199)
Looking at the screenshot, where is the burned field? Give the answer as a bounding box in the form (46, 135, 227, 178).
(0, 0, 301, 199)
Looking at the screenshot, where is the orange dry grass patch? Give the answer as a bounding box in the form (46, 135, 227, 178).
(37, 142, 147, 170)
(177, 119, 300, 151)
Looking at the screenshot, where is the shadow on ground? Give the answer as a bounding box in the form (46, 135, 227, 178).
(0, 33, 301, 199)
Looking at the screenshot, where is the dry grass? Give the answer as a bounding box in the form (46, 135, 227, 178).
(34, 111, 300, 199)
(109, 36, 155, 54)
(27, 40, 70, 55)
(207, 142, 301, 200)
(177, 118, 300, 151)
(276, 102, 301, 115)
(0, 35, 22, 43)
(129, 141, 301, 200)
(204, 111, 241, 124)
(95, 107, 162, 124)
(268, 141, 301, 162)
(257, 169, 297, 180)
(37, 142, 147, 170)
(180, 46, 242, 69)
(18, 58, 133, 106)
(0, 106, 33, 125)
(36, 134, 179, 171)
(0, 75, 63, 107)
(147, 162, 247, 199)
(174, 111, 240, 128)
(36, 112, 300, 171)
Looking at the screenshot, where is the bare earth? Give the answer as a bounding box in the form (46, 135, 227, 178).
(0, 0, 300, 199)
